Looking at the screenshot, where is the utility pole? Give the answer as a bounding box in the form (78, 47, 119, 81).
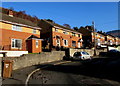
(92, 21, 96, 56)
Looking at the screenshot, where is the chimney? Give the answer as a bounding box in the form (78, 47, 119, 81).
(9, 10, 13, 17)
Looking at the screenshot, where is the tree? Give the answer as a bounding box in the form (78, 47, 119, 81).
(73, 27, 79, 31)
(63, 24, 71, 28)
(46, 19, 54, 23)
(85, 25, 94, 31)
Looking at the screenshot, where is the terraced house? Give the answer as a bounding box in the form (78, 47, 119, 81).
(97, 31, 120, 46)
(115, 37, 120, 45)
(78, 26, 106, 48)
(0, 10, 42, 54)
(39, 19, 83, 50)
(105, 34, 116, 45)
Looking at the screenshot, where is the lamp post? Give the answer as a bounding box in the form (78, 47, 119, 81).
(92, 21, 96, 56)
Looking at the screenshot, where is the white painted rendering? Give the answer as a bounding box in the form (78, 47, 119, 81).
(0, 50, 28, 57)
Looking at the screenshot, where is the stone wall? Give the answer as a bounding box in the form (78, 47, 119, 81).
(69, 48, 107, 57)
(1, 51, 65, 70)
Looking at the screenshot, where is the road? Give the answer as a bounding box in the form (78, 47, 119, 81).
(27, 57, 120, 86)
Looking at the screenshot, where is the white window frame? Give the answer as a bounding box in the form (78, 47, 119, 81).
(78, 42, 81, 48)
(72, 33, 75, 36)
(36, 39, 39, 48)
(63, 31, 68, 34)
(63, 39, 68, 46)
(12, 25, 22, 31)
(55, 28, 58, 32)
(11, 38, 22, 49)
(33, 29, 37, 34)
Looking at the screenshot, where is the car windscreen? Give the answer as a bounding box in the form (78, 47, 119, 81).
(82, 52, 89, 55)
(73, 52, 81, 56)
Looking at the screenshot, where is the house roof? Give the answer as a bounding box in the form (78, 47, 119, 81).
(0, 13, 41, 29)
(42, 19, 82, 34)
(27, 35, 40, 39)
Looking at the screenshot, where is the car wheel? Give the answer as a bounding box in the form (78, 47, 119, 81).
(81, 57, 85, 60)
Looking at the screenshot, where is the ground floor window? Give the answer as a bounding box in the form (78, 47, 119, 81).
(63, 39, 68, 46)
(11, 39, 22, 49)
(72, 41, 76, 47)
(78, 42, 81, 48)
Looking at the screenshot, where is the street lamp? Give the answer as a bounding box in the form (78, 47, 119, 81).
(92, 21, 96, 56)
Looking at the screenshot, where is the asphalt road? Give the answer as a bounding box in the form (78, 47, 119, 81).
(27, 57, 120, 86)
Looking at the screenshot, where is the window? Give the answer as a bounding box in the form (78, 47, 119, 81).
(82, 52, 89, 55)
(33, 29, 36, 34)
(78, 34, 80, 37)
(11, 39, 22, 48)
(72, 33, 75, 36)
(12, 25, 22, 31)
(100, 35, 102, 38)
(55, 29, 58, 32)
(72, 41, 76, 47)
(96, 34, 98, 37)
(36, 40, 39, 48)
(63, 31, 68, 34)
(63, 40, 68, 46)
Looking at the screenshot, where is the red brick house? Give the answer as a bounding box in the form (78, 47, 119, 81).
(0, 11, 42, 53)
(39, 19, 83, 50)
(78, 26, 106, 48)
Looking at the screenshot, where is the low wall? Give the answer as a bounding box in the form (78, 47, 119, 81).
(0, 50, 28, 57)
(69, 48, 107, 57)
(1, 51, 65, 70)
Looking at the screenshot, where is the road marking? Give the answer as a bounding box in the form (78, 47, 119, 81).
(25, 66, 48, 86)
(25, 61, 72, 86)
(53, 61, 71, 65)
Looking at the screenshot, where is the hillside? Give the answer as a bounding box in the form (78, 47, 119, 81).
(106, 30, 120, 38)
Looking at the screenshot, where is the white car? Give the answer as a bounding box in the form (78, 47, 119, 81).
(72, 51, 92, 60)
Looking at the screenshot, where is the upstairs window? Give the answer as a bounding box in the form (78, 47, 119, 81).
(12, 25, 22, 31)
(63, 31, 68, 34)
(55, 28, 58, 32)
(78, 34, 80, 37)
(11, 39, 22, 49)
(72, 33, 76, 36)
(33, 29, 36, 34)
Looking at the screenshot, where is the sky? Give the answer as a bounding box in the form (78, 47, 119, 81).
(1, 2, 118, 32)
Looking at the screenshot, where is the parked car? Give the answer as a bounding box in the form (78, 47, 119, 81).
(107, 49, 120, 57)
(100, 49, 120, 58)
(71, 51, 92, 60)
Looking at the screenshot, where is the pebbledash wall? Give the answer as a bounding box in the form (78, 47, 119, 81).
(0, 48, 108, 70)
(2, 51, 65, 70)
(69, 48, 108, 57)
